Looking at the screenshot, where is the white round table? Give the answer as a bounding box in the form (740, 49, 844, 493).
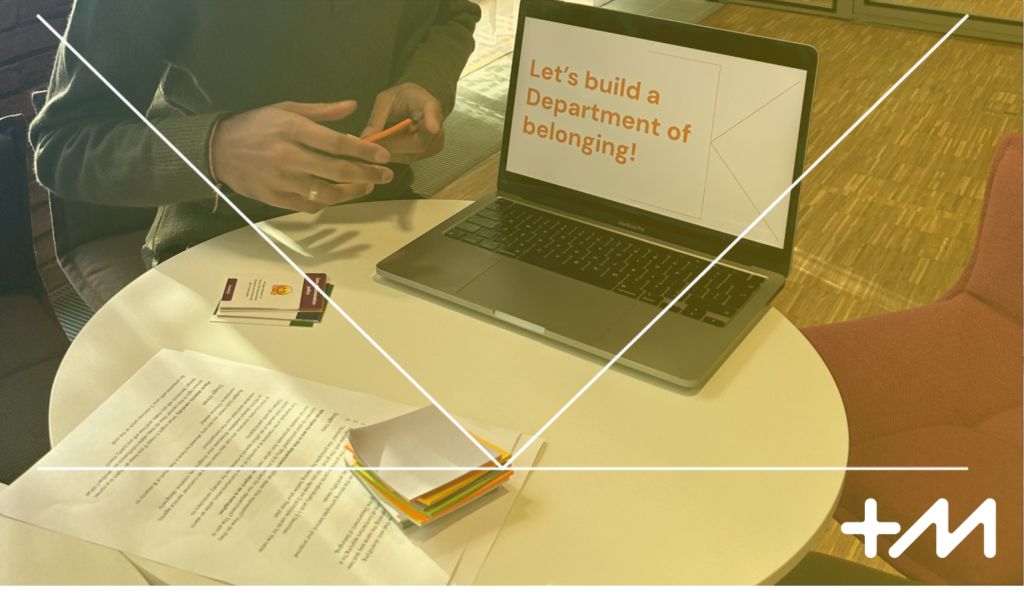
(49, 199, 848, 585)
(0, 484, 149, 585)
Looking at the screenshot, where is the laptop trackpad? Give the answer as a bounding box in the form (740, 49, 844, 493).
(456, 259, 635, 345)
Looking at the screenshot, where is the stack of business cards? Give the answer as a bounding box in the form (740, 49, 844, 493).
(210, 272, 332, 327)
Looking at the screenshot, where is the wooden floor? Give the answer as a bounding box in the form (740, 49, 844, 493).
(700, 4, 1023, 328)
(436, 0, 1023, 579)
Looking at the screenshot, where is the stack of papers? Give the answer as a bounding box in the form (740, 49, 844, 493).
(210, 272, 332, 327)
(347, 406, 514, 529)
(0, 349, 544, 585)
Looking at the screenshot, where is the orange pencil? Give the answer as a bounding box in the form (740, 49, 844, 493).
(363, 117, 418, 143)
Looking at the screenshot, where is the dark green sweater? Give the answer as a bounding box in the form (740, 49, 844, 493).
(31, 0, 480, 262)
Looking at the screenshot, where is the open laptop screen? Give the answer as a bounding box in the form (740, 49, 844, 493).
(504, 16, 808, 250)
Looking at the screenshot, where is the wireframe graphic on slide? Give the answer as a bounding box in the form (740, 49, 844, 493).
(506, 18, 807, 248)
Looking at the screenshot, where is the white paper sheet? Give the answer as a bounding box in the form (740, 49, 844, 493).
(448, 435, 545, 586)
(121, 435, 544, 586)
(0, 350, 538, 585)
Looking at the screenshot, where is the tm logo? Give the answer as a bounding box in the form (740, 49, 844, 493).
(842, 498, 996, 558)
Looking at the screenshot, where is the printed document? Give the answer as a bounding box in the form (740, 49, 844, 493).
(0, 350, 541, 585)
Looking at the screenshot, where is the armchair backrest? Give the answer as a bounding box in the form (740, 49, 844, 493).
(942, 132, 1023, 325)
(0, 114, 46, 301)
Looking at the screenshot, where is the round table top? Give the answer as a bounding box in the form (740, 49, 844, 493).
(50, 199, 848, 585)
(0, 483, 148, 586)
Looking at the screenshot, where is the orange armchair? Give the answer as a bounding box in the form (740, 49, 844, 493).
(802, 132, 1022, 585)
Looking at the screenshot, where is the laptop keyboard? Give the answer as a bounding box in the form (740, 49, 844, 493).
(443, 199, 765, 328)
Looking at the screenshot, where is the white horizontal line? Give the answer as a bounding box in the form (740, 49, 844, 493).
(37, 466, 968, 472)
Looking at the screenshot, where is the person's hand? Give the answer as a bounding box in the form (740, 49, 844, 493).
(210, 100, 394, 214)
(360, 83, 445, 164)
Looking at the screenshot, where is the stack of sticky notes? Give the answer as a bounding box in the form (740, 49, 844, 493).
(345, 406, 513, 528)
(211, 272, 332, 327)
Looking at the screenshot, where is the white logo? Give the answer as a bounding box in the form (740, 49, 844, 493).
(842, 498, 996, 559)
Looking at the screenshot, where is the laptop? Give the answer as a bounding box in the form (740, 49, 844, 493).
(377, 0, 818, 388)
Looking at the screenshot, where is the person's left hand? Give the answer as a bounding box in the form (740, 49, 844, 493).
(360, 83, 445, 164)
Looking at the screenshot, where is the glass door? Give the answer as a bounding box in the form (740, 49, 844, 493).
(856, 0, 1022, 43)
(868, 0, 1022, 22)
(723, 0, 842, 16)
(717, 0, 1021, 43)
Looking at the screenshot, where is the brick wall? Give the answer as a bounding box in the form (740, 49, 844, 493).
(1, 0, 72, 291)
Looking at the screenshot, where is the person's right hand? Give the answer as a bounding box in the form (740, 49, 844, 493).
(210, 100, 393, 214)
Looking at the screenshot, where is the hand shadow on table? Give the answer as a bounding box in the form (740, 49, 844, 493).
(296, 228, 370, 260)
(277, 197, 418, 231)
(264, 199, 421, 262)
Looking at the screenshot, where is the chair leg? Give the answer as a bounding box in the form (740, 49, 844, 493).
(776, 552, 917, 586)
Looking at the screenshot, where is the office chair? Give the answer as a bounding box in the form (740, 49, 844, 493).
(802, 133, 1023, 585)
(31, 91, 156, 312)
(0, 114, 71, 485)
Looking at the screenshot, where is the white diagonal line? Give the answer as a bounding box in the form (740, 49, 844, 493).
(38, 466, 968, 472)
(36, 15, 500, 468)
(37, 14, 970, 475)
(505, 14, 970, 467)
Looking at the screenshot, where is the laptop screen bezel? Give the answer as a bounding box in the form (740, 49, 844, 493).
(497, 0, 818, 276)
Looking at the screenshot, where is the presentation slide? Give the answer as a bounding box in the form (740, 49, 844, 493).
(505, 18, 808, 248)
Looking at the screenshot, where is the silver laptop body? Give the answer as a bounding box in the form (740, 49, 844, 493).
(377, 0, 818, 388)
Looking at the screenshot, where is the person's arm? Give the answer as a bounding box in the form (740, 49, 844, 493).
(30, 0, 222, 207)
(360, 1, 481, 165)
(391, 0, 481, 118)
(33, 0, 394, 213)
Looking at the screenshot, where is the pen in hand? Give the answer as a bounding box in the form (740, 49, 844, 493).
(361, 118, 418, 143)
